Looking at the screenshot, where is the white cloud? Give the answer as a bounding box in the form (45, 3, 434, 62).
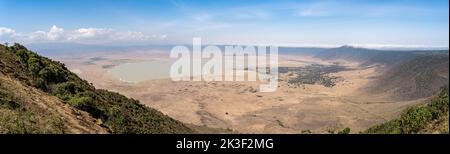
(115, 31, 151, 41)
(0, 25, 166, 44)
(26, 25, 64, 41)
(47, 25, 64, 40)
(28, 31, 48, 41)
(68, 28, 113, 40)
(0, 27, 16, 36)
(0, 27, 20, 43)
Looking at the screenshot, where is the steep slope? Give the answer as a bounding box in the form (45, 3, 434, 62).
(368, 54, 449, 101)
(1, 74, 108, 133)
(1, 43, 194, 134)
(365, 87, 449, 134)
(312, 46, 449, 100)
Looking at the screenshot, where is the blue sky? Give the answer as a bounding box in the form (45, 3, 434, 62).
(0, 0, 448, 48)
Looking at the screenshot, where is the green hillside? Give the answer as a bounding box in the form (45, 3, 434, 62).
(365, 87, 449, 134)
(1, 43, 194, 134)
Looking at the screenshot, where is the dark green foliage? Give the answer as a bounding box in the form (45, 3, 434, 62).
(14, 49, 30, 63)
(93, 89, 192, 133)
(27, 55, 43, 75)
(68, 95, 94, 109)
(38, 65, 66, 83)
(9, 43, 27, 51)
(282, 64, 346, 87)
(338, 127, 351, 134)
(34, 78, 47, 90)
(53, 82, 79, 98)
(365, 87, 449, 134)
(2, 43, 76, 90)
(366, 119, 403, 134)
(1, 43, 194, 134)
(399, 107, 432, 133)
(429, 87, 449, 119)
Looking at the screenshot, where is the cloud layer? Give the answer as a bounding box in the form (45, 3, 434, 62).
(0, 25, 167, 44)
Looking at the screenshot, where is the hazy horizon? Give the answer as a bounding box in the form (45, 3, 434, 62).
(1, 0, 449, 48)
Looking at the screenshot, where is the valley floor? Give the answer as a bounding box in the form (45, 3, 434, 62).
(55, 51, 428, 133)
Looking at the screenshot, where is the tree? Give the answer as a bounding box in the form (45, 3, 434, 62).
(38, 65, 67, 84)
(27, 56, 43, 75)
(400, 107, 432, 133)
(338, 127, 351, 134)
(54, 82, 78, 96)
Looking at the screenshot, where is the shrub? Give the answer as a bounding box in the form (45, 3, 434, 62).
(399, 106, 432, 133)
(27, 56, 43, 75)
(13, 49, 29, 63)
(365, 87, 448, 134)
(34, 78, 47, 90)
(68, 96, 93, 109)
(47, 116, 66, 134)
(53, 82, 78, 96)
(338, 127, 351, 134)
(428, 87, 449, 119)
(2, 43, 194, 134)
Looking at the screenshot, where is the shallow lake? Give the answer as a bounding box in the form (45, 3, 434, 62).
(108, 58, 262, 83)
(108, 60, 173, 82)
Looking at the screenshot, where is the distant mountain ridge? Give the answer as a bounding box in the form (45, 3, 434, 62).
(368, 54, 449, 100)
(281, 45, 449, 101)
(314, 46, 448, 66)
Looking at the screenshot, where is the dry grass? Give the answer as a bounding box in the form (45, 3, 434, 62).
(58, 52, 436, 133)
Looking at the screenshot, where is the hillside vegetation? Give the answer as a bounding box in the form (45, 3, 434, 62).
(1, 43, 194, 134)
(365, 87, 449, 134)
(1, 74, 108, 133)
(279, 64, 347, 87)
(369, 54, 449, 100)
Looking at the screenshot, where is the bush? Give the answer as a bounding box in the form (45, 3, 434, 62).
(47, 116, 66, 134)
(13, 49, 29, 63)
(68, 96, 93, 109)
(338, 127, 351, 134)
(366, 106, 433, 134)
(365, 120, 402, 134)
(38, 65, 67, 84)
(428, 87, 449, 119)
(2, 43, 194, 134)
(399, 106, 432, 133)
(53, 82, 78, 96)
(33, 78, 47, 90)
(365, 87, 448, 134)
(27, 56, 43, 75)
